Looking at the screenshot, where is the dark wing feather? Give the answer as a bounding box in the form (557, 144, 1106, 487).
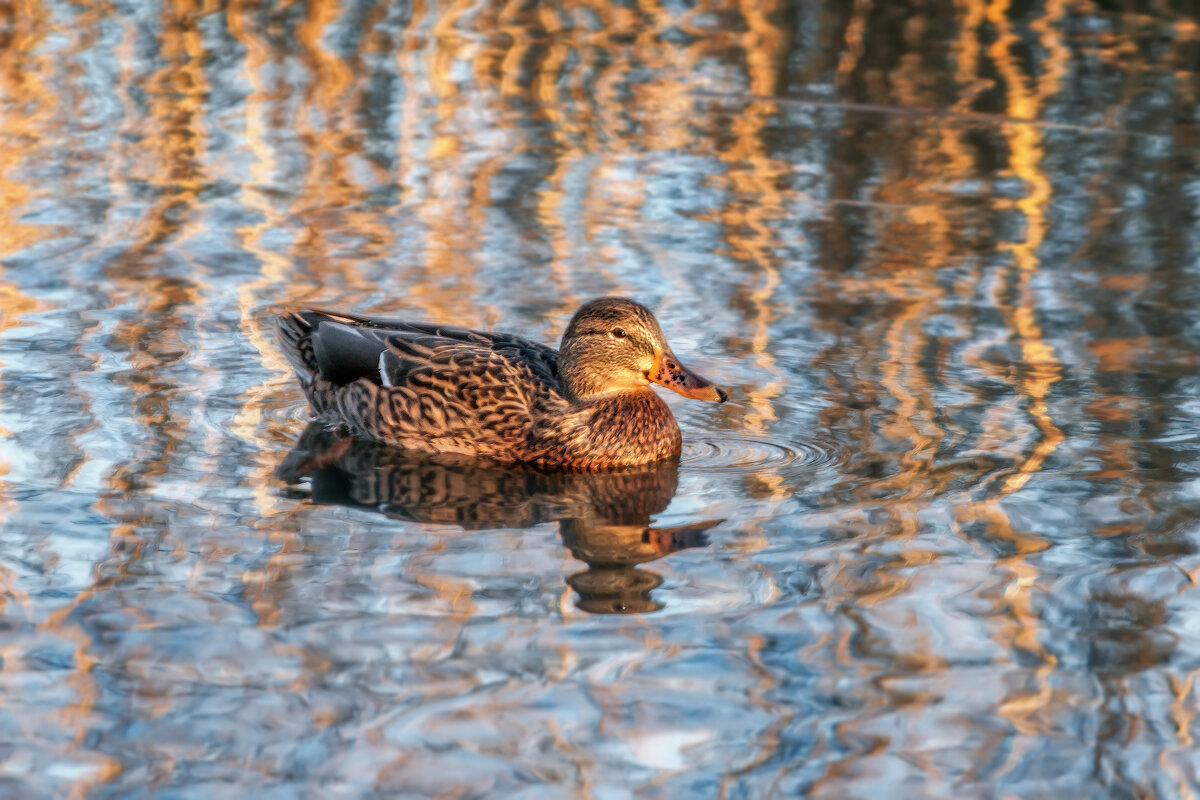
(311, 322, 394, 386)
(276, 309, 569, 459)
(297, 308, 560, 388)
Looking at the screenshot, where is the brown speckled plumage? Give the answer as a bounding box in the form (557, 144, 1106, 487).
(275, 297, 727, 470)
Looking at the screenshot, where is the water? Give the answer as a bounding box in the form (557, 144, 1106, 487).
(1, 1, 1198, 797)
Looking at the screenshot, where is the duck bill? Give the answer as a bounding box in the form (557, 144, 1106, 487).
(649, 349, 728, 402)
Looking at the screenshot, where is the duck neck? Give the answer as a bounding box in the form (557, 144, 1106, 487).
(559, 354, 647, 404)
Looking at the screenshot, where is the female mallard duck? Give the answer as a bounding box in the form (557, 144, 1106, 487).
(275, 297, 727, 470)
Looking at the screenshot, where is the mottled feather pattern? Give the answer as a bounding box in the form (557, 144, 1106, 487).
(337, 346, 559, 458)
(275, 299, 717, 470)
(526, 391, 681, 469)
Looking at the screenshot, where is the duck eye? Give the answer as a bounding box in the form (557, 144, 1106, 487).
(611, 328, 627, 339)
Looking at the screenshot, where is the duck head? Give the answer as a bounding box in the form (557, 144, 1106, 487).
(558, 297, 728, 404)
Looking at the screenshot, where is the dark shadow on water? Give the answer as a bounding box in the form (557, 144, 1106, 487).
(277, 422, 719, 614)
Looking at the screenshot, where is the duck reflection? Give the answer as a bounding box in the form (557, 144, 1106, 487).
(277, 423, 718, 614)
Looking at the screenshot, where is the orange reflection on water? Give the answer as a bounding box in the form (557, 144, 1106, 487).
(0, 0, 1195, 795)
(49, 1, 219, 793)
(0, 5, 116, 798)
(959, 0, 1063, 767)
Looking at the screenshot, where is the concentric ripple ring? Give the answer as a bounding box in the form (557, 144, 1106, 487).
(681, 433, 845, 474)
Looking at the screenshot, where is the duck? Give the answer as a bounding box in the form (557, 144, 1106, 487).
(275, 297, 727, 470)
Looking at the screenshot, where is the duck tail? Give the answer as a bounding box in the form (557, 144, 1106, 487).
(274, 310, 322, 381)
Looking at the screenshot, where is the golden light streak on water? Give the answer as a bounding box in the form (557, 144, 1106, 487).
(427, 0, 469, 106)
(875, 294, 939, 489)
(827, 15, 969, 507)
(397, 5, 486, 323)
(224, 0, 315, 632)
(299, 0, 395, 267)
(969, 0, 1065, 765)
(228, 0, 312, 500)
(45, 3, 215, 791)
(942, 2, 1007, 468)
(105, 0, 209, 480)
(834, 0, 872, 90)
(0, 7, 103, 796)
(528, 32, 584, 321)
(869, 0, 990, 501)
(951, 0, 988, 107)
(1163, 670, 1199, 796)
(0, 0, 55, 259)
(475, 13, 600, 319)
(708, 3, 792, 501)
(299, 0, 354, 111)
(121, 0, 212, 257)
(395, 0, 432, 315)
(930, 105, 989, 462)
(496, 1, 537, 100)
(716, 100, 784, 440)
(985, 0, 1066, 489)
(1169, 17, 1199, 107)
(1161, 665, 1200, 800)
(291, 0, 382, 301)
(716, 113, 789, 441)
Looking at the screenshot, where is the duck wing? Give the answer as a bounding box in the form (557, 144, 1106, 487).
(277, 309, 560, 388)
(275, 309, 568, 458)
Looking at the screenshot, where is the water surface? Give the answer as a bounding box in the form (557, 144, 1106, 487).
(1, 1, 1199, 797)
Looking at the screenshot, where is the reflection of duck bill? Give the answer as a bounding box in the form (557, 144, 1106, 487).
(560, 518, 720, 567)
(644, 520, 720, 555)
(568, 567, 664, 615)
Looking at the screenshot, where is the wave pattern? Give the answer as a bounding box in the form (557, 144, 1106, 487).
(683, 433, 845, 475)
(0, 0, 1197, 798)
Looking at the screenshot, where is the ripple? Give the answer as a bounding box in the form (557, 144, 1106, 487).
(260, 398, 318, 427)
(681, 433, 845, 474)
